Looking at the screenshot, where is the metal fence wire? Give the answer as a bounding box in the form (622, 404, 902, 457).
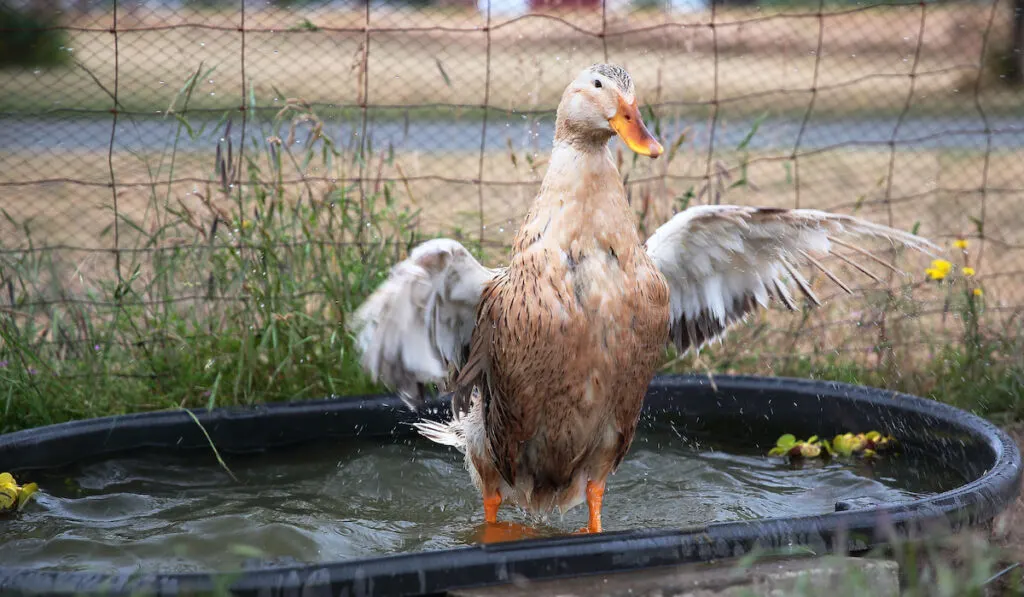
(0, 0, 1022, 364)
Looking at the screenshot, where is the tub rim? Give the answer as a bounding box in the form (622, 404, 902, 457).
(0, 374, 1019, 596)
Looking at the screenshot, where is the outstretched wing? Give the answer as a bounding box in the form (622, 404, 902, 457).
(350, 238, 501, 409)
(644, 205, 940, 354)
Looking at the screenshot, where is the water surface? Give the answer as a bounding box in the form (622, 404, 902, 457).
(2, 430, 962, 575)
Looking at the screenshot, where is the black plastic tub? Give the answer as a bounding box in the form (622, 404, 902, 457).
(0, 374, 1019, 597)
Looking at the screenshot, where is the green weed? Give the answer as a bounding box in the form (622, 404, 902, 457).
(0, 79, 421, 433)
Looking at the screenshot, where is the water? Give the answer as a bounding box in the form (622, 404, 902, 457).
(2, 430, 963, 576)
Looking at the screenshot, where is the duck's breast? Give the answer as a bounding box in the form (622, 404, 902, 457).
(481, 238, 669, 504)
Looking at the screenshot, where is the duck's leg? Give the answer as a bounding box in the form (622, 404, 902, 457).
(475, 491, 538, 543)
(483, 491, 501, 524)
(586, 479, 605, 533)
(577, 479, 605, 534)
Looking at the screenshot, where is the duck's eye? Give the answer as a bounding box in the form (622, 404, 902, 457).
(593, 79, 602, 88)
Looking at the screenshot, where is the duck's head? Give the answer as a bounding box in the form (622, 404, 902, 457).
(554, 63, 663, 158)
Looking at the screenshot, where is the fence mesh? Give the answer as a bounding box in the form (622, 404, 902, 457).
(1, 0, 1022, 373)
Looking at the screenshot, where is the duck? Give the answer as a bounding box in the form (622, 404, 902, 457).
(350, 63, 938, 539)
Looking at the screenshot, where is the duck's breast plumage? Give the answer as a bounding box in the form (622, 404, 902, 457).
(463, 146, 670, 514)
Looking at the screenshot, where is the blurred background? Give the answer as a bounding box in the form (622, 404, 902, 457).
(0, 0, 1022, 429)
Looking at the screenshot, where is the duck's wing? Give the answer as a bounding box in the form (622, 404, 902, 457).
(350, 238, 502, 409)
(644, 205, 940, 355)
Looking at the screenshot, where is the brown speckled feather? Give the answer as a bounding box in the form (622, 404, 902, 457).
(457, 139, 670, 511)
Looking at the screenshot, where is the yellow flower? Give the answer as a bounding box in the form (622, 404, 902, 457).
(962, 267, 975, 276)
(932, 259, 952, 274)
(973, 288, 983, 297)
(925, 259, 952, 280)
(953, 239, 969, 250)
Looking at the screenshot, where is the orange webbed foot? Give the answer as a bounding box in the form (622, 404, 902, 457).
(474, 520, 540, 544)
(568, 481, 606, 535)
(474, 491, 537, 543)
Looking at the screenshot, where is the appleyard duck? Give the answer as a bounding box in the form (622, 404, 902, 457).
(350, 64, 938, 539)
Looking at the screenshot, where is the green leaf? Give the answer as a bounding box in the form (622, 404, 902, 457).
(207, 372, 222, 411)
(676, 188, 694, 212)
(180, 408, 239, 483)
(172, 112, 195, 139)
(16, 482, 37, 511)
(0, 486, 16, 511)
(289, 18, 319, 31)
(665, 129, 689, 165)
(736, 112, 768, 152)
(776, 433, 796, 448)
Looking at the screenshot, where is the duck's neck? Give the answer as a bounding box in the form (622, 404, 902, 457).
(511, 133, 636, 253)
(541, 138, 617, 195)
(553, 112, 615, 152)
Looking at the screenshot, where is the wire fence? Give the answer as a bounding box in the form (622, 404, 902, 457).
(1, 0, 1023, 366)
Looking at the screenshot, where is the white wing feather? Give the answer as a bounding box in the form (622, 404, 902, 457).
(644, 205, 941, 354)
(349, 238, 501, 409)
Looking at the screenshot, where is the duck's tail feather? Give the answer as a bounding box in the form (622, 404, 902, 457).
(413, 418, 467, 453)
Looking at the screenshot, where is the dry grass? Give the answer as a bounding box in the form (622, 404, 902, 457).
(0, 2, 1019, 115)
(3, 142, 1022, 303)
(1, 107, 1022, 430)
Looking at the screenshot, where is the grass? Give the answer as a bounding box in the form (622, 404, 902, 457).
(0, 1, 1021, 118)
(0, 5, 71, 69)
(728, 528, 1024, 596)
(0, 83, 428, 433)
(1, 67, 1024, 433)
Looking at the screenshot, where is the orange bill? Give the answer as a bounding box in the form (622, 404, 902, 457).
(608, 97, 663, 158)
